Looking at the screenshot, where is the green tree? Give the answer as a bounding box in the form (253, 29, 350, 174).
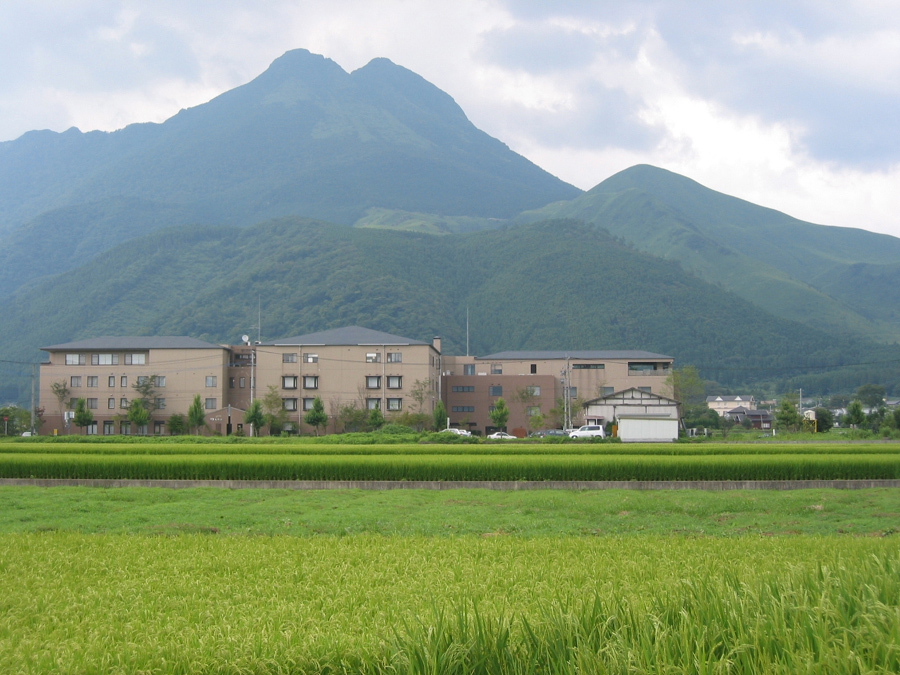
(50, 380, 70, 433)
(367, 406, 385, 431)
(813, 407, 834, 433)
(127, 399, 150, 434)
(432, 400, 447, 431)
(72, 398, 94, 434)
(489, 397, 510, 431)
(775, 397, 801, 432)
(846, 400, 865, 428)
(261, 385, 288, 436)
(856, 384, 886, 409)
(0, 405, 31, 436)
(528, 412, 545, 435)
(167, 413, 187, 436)
(666, 365, 706, 419)
(304, 396, 328, 436)
(242, 399, 263, 436)
(132, 375, 160, 413)
(409, 379, 432, 414)
(189, 394, 209, 435)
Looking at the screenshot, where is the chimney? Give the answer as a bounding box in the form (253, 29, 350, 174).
(432, 336, 442, 353)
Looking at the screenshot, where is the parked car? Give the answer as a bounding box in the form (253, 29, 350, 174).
(440, 427, 472, 436)
(487, 431, 517, 440)
(569, 425, 605, 439)
(529, 429, 567, 438)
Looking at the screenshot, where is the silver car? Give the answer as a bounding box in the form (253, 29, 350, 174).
(569, 425, 605, 439)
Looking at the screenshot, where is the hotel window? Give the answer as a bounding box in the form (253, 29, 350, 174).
(65, 354, 85, 365)
(229, 377, 235, 389)
(489, 385, 502, 397)
(452, 386, 475, 393)
(154, 376, 166, 387)
(366, 352, 381, 363)
(601, 387, 614, 397)
(366, 376, 381, 389)
(463, 364, 475, 375)
(87, 376, 98, 387)
(565, 386, 577, 399)
(239, 377, 246, 388)
(153, 421, 166, 436)
(526, 406, 540, 416)
(121, 376, 127, 388)
(283, 398, 298, 411)
(572, 363, 604, 370)
(387, 375, 402, 389)
(529, 386, 541, 396)
(638, 386, 652, 393)
(120, 422, 131, 436)
(91, 353, 118, 365)
(108, 376, 116, 388)
(205, 398, 217, 410)
(107, 398, 115, 409)
(303, 376, 318, 390)
(282, 376, 298, 390)
(386, 352, 402, 363)
(103, 421, 115, 435)
(86, 423, 98, 436)
(70, 376, 82, 388)
(366, 398, 381, 410)
(87, 398, 98, 410)
(206, 376, 217, 387)
(137, 376, 149, 386)
(304, 353, 318, 363)
(120, 398, 129, 409)
(386, 398, 402, 411)
(124, 353, 146, 365)
(491, 363, 502, 375)
(283, 353, 297, 363)
(530, 364, 537, 374)
(303, 398, 315, 411)
(452, 406, 475, 413)
(155, 398, 166, 410)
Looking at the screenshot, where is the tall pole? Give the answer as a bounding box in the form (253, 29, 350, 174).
(30, 363, 36, 433)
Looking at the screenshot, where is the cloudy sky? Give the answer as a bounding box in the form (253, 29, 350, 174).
(2, 1, 899, 237)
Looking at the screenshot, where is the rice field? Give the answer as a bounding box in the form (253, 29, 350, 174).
(0, 534, 897, 673)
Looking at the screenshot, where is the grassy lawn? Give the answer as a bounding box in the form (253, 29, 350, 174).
(0, 485, 898, 536)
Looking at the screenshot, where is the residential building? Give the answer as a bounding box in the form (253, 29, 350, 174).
(706, 395, 756, 416)
(39, 337, 231, 435)
(582, 388, 680, 442)
(724, 406, 773, 430)
(442, 350, 674, 436)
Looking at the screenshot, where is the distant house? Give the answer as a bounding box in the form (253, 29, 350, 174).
(725, 406, 772, 430)
(707, 395, 756, 416)
(583, 388, 680, 442)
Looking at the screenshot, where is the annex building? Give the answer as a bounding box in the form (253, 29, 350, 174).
(39, 327, 674, 436)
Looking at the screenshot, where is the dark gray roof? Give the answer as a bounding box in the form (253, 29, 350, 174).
(477, 350, 672, 360)
(42, 336, 227, 351)
(264, 326, 429, 347)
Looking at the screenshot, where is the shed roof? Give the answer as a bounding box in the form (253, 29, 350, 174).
(264, 326, 429, 347)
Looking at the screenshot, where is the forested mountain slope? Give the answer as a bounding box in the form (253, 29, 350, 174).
(518, 165, 900, 342)
(2, 218, 895, 402)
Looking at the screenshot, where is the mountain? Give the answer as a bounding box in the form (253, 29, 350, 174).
(518, 165, 900, 342)
(3, 218, 896, 405)
(0, 49, 579, 294)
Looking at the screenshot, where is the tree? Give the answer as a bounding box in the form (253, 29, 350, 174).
(856, 384, 886, 409)
(50, 380, 70, 433)
(0, 405, 31, 436)
(127, 399, 150, 434)
(528, 412, 545, 435)
(189, 394, 209, 435)
(846, 400, 865, 428)
(433, 400, 448, 431)
(409, 379, 432, 414)
(775, 398, 801, 432)
(243, 399, 264, 436)
(666, 366, 706, 418)
(132, 375, 160, 413)
(367, 406, 385, 431)
(489, 397, 510, 431)
(72, 398, 94, 434)
(261, 385, 288, 436)
(337, 403, 367, 433)
(304, 396, 328, 436)
(168, 413, 187, 436)
(813, 407, 834, 433)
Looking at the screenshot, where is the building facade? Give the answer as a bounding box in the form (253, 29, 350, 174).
(40, 329, 673, 436)
(441, 350, 674, 436)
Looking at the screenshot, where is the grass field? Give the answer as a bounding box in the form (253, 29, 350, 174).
(1, 439, 898, 673)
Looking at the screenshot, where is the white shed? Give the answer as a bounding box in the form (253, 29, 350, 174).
(582, 388, 681, 443)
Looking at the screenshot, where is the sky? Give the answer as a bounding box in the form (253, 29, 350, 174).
(2, 1, 899, 237)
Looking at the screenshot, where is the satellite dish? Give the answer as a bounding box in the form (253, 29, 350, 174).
(241, 334, 250, 344)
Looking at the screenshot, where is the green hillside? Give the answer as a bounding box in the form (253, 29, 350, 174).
(0, 49, 578, 294)
(518, 165, 900, 342)
(2, 218, 897, 405)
